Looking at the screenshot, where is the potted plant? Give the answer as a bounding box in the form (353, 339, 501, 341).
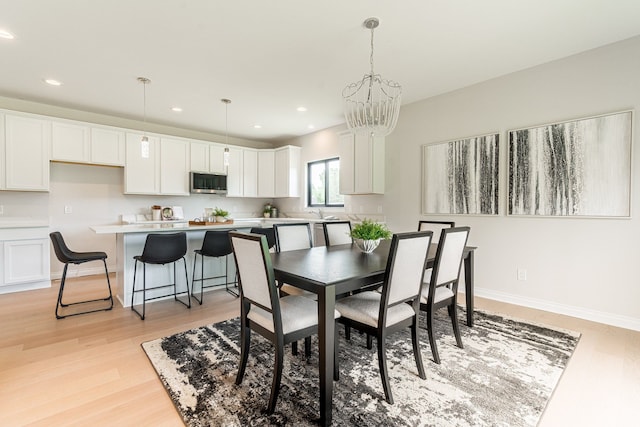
(213, 207, 229, 223)
(349, 219, 392, 253)
(263, 205, 272, 218)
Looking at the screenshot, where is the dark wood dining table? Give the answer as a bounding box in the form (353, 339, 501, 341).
(271, 240, 476, 426)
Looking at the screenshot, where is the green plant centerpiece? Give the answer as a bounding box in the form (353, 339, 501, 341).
(213, 207, 229, 222)
(263, 205, 272, 218)
(349, 219, 392, 253)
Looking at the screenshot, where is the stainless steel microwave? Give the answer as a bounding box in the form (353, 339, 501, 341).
(190, 172, 228, 194)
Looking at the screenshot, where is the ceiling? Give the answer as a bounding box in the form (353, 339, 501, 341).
(2, 1, 640, 143)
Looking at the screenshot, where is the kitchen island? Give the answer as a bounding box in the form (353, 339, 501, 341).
(92, 221, 260, 307)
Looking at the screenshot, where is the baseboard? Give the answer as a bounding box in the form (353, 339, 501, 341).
(474, 287, 640, 332)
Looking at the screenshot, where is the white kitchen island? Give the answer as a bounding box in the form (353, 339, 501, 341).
(91, 221, 259, 307)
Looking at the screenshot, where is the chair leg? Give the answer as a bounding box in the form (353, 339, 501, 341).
(291, 341, 298, 355)
(267, 339, 285, 414)
(304, 336, 311, 358)
(345, 325, 351, 341)
(235, 321, 251, 385)
(427, 308, 440, 364)
(377, 332, 393, 404)
(55, 264, 69, 319)
(366, 334, 373, 350)
(450, 303, 463, 349)
(411, 317, 426, 380)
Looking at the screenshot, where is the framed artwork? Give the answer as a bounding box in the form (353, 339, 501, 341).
(508, 111, 632, 217)
(422, 133, 499, 215)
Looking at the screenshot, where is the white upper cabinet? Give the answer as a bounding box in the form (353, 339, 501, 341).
(90, 127, 125, 166)
(160, 137, 190, 195)
(258, 150, 275, 197)
(274, 145, 301, 197)
(4, 114, 50, 191)
(242, 149, 258, 197)
(51, 121, 90, 162)
(190, 140, 226, 174)
(339, 131, 384, 194)
(124, 132, 160, 194)
(209, 145, 226, 174)
(51, 120, 125, 166)
(225, 146, 243, 197)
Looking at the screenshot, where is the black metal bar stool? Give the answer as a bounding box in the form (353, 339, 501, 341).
(131, 232, 191, 320)
(249, 227, 276, 251)
(192, 229, 238, 302)
(49, 231, 114, 319)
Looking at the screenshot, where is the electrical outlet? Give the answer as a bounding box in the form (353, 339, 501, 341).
(517, 269, 527, 281)
(64, 205, 72, 214)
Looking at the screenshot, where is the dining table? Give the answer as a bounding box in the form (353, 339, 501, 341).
(270, 239, 476, 426)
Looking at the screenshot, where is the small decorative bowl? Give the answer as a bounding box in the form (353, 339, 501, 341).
(354, 238, 381, 254)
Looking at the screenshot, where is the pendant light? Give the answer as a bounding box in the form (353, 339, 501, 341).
(221, 98, 231, 167)
(138, 77, 151, 158)
(343, 17, 401, 137)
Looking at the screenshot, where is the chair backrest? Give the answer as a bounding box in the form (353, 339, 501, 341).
(140, 232, 187, 264)
(273, 222, 312, 252)
(250, 227, 276, 250)
(229, 232, 278, 315)
(381, 231, 433, 310)
(431, 226, 470, 288)
(322, 221, 352, 246)
(417, 220, 455, 245)
(200, 230, 233, 257)
(50, 231, 73, 263)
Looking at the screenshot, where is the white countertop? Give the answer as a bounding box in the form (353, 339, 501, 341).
(0, 217, 49, 229)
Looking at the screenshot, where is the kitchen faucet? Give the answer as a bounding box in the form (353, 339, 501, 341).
(308, 209, 323, 219)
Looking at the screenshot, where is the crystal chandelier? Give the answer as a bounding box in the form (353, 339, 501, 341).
(343, 17, 401, 137)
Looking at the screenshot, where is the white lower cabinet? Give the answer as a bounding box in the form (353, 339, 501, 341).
(0, 227, 50, 294)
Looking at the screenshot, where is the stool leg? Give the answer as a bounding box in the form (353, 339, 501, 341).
(55, 264, 69, 319)
(173, 257, 191, 309)
(191, 252, 202, 305)
(103, 259, 114, 308)
(225, 255, 239, 297)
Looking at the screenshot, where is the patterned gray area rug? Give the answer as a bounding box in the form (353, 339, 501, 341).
(142, 310, 580, 426)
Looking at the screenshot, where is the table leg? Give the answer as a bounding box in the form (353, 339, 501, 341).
(464, 250, 475, 327)
(318, 286, 335, 426)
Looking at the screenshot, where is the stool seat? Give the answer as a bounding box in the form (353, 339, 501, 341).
(49, 231, 113, 319)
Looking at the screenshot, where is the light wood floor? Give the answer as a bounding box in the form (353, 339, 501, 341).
(1, 275, 638, 426)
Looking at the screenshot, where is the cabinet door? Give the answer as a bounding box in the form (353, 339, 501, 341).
(209, 145, 226, 174)
(4, 114, 50, 191)
(51, 121, 90, 163)
(190, 141, 209, 172)
(258, 150, 275, 197)
(243, 149, 258, 197)
(274, 146, 300, 197)
(160, 137, 190, 195)
(124, 132, 159, 194)
(338, 132, 355, 195)
(90, 127, 125, 166)
(226, 147, 243, 197)
(3, 238, 50, 285)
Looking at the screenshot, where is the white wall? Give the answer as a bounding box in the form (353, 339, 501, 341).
(284, 36, 640, 331)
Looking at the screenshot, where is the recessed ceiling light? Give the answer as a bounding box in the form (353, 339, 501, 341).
(171, 107, 183, 112)
(253, 124, 262, 129)
(0, 29, 14, 39)
(297, 106, 307, 112)
(44, 79, 62, 86)
(307, 124, 315, 129)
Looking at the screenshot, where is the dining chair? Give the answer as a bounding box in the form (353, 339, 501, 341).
(273, 222, 316, 356)
(419, 226, 470, 364)
(335, 231, 433, 404)
(49, 231, 114, 319)
(249, 227, 276, 252)
(191, 229, 238, 303)
(230, 231, 340, 414)
(131, 232, 191, 320)
(322, 221, 352, 246)
(417, 220, 455, 245)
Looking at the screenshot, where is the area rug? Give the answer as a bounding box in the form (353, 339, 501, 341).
(142, 309, 580, 426)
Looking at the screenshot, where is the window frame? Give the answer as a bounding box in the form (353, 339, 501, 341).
(307, 157, 344, 208)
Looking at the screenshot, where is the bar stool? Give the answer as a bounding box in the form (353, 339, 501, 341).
(49, 231, 113, 319)
(131, 232, 191, 320)
(191, 229, 238, 303)
(249, 227, 276, 251)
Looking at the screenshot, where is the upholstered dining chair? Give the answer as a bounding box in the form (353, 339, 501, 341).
(322, 221, 352, 246)
(335, 231, 433, 404)
(49, 231, 114, 319)
(131, 232, 191, 320)
(230, 231, 340, 414)
(418, 220, 455, 245)
(419, 226, 470, 364)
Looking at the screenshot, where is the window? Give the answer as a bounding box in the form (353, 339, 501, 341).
(308, 158, 344, 207)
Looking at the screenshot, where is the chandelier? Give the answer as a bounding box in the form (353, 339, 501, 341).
(343, 17, 401, 137)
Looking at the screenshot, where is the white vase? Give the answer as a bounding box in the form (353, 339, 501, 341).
(216, 216, 226, 223)
(354, 238, 381, 253)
